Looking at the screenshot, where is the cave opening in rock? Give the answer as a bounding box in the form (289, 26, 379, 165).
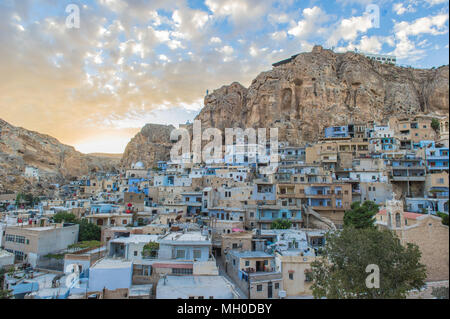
(281, 88, 292, 114)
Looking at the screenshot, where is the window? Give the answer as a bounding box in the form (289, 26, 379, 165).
(289, 273, 294, 280)
(193, 250, 202, 260)
(395, 213, 401, 228)
(5, 234, 15, 242)
(172, 268, 193, 275)
(264, 260, 268, 265)
(275, 283, 279, 289)
(134, 251, 138, 256)
(257, 285, 263, 292)
(245, 261, 250, 267)
(176, 250, 186, 259)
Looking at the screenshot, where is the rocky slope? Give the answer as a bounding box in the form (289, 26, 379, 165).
(120, 123, 175, 169)
(0, 119, 120, 194)
(196, 45, 449, 144)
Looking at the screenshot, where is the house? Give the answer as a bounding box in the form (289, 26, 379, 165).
(88, 258, 133, 292)
(275, 252, 315, 297)
(405, 197, 448, 214)
(2, 223, 79, 267)
(158, 231, 212, 262)
(255, 204, 303, 230)
(225, 250, 283, 299)
(156, 275, 238, 299)
(425, 144, 449, 173)
(221, 231, 253, 256)
(24, 166, 39, 179)
(324, 126, 349, 139)
(108, 234, 159, 261)
(124, 192, 145, 212)
(64, 245, 107, 275)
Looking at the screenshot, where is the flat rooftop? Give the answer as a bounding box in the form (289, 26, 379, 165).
(91, 258, 133, 269)
(160, 231, 208, 243)
(110, 235, 159, 244)
(0, 249, 14, 258)
(157, 275, 231, 289)
(228, 251, 273, 259)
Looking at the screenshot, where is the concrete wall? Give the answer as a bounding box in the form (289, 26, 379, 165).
(89, 264, 132, 291)
(397, 215, 449, 281)
(0, 251, 14, 268)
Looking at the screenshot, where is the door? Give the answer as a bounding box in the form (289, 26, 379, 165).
(268, 282, 273, 299)
(256, 261, 263, 272)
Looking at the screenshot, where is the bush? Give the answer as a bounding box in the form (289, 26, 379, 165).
(436, 212, 449, 226)
(431, 118, 440, 131)
(78, 219, 101, 242)
(271, 219, 292, 229)
(53, 212, 77, 224)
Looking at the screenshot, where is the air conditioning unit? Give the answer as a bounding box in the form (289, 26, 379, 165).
(278, 290, 287, 298)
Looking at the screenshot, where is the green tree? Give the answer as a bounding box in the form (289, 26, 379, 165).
(0, 268, 12, 299)
(271, 219, 292, 229)
(142, 242, 160, 258)
(310, 227, 427, 299)
(53, 213, 101, 241)
(343, 201, 379, 229)
(53, 212, 77, 224)
(15, 192, 40, 208)
(436, 212, 449, 226)
(431, 118, 440, 132)
(78, 219, 101, 242)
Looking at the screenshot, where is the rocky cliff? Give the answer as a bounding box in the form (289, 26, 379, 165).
(196, 45, 449, 144)
(120, 123, 175, 169)
(0, 119, 120, 194)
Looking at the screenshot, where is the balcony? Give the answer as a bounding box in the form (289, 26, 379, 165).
(427, 155, 449, 160)
(390, 175, 425, 182)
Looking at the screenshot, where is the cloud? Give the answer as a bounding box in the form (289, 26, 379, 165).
(391, 13, 449, 60)
(0, 0, 447, 153)
(288, 7, 330, 39)
(327, 13, 374, 46)
(205, 0, 275, 30)
(393, 2, 416, 15)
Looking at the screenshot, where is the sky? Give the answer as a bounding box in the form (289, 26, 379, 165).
(0, 0, 448, 154)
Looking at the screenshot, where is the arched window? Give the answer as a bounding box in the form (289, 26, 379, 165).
(395, 213, 401, 228)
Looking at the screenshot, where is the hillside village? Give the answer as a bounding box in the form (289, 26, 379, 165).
(0, 113, 448, 299)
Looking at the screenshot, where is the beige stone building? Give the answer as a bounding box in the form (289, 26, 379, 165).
(376, 200, 449, 281)
(275, 253, 315, 297)
(2, 223, 79, 267)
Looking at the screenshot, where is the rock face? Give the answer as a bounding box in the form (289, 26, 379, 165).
(196, 45, 449, 145)
(0, 118, 120, 194)
(120, 123, 175, 169)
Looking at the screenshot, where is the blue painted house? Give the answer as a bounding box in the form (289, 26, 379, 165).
(426, 145, 449, 172)
(324, 126, 349, 138)
(256, 205, 302, 230)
